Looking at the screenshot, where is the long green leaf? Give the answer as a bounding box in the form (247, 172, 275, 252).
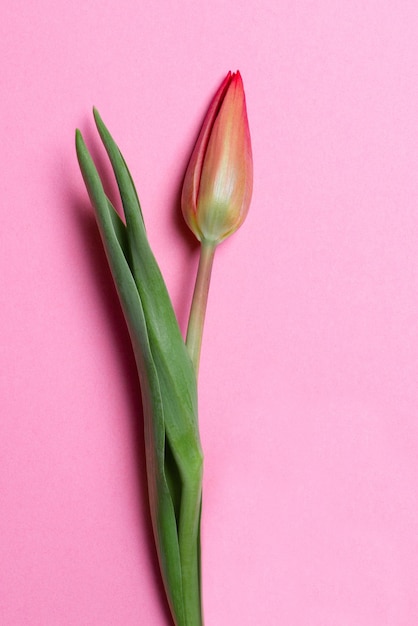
(93, 109, 199, 429)
(92, 112, 204, 624)
(76, 130, 187, 624)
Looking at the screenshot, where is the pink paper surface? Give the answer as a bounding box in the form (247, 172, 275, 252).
(1, 1, 418, 624)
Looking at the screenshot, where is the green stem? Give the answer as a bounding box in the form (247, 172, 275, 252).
(182, 240, 216, 624)
(186, 241, 217, 376)
(178, 467, 204, 626)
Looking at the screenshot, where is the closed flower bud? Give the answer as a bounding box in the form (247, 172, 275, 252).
(181, 71, 253, 245)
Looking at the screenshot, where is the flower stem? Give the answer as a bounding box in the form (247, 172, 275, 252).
(186, 241, 217, 376)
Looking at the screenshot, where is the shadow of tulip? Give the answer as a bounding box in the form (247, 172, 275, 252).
(168, 146, 201, 336)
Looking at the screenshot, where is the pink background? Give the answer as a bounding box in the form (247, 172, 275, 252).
(2, 1, 418, 624)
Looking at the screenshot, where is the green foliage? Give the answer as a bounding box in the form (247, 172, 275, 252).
(76, 112, 203, 626)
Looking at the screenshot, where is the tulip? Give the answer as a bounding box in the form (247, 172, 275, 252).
(75, 73, 253, 625)
(182, 71, 253, 245)
(183, 72, 253, 374)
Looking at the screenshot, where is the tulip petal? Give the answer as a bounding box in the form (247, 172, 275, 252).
(198, 72, 253, 242)
(181, 72, 232, 237)
(181, 72, 253, 245)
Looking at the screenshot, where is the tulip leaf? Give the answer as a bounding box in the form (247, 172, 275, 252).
(92, 109, 200, 442)
(75, 121, 203, 626)
(75, 130, 186, 622)
(92, 110, 203, 622)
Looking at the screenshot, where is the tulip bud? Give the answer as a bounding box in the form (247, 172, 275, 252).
(181, 71, 253, 245)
